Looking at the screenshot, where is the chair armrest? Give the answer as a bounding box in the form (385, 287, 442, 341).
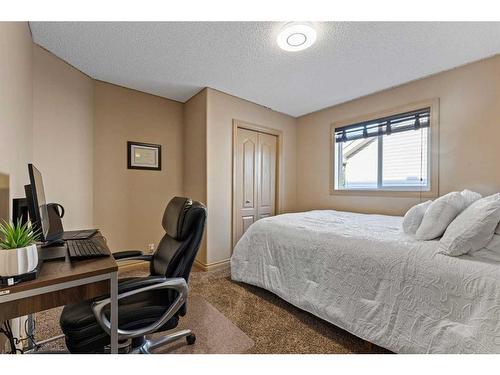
(113, 250, 142, 259)
(113, 250, 152, 262)
(117, 276, 167, 294)
(91, 277, 188, 340)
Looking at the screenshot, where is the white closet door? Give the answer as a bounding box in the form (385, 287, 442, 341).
(234, 127, 277, 247)
(234, 128, 259, 246)
(256, 132, 277, 220)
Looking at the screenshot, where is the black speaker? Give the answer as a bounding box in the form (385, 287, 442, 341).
(12, 197, 29, 225)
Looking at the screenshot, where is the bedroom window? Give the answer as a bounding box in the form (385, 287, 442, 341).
(333, 107, 433, 192)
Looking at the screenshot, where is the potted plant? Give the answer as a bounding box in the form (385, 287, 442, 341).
(0, 220, 39, 277)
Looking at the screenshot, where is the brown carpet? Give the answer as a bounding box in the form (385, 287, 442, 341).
(34, 264, 389, 354)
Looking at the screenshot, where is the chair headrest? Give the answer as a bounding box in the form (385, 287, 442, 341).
(162, 197, 193, 240)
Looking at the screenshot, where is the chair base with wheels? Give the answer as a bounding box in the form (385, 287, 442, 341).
(128, 330, 196, 354)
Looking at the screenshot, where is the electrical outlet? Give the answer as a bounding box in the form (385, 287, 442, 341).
(148, 243, 155, 253)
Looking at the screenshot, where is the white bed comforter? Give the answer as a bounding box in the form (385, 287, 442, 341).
(230, 210, 500, 353)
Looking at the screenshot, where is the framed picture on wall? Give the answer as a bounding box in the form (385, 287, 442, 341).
(127, 141, 162, 171)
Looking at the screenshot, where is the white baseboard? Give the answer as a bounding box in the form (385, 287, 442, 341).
(117, 257, 230, 272)
(194, 258, 230, 271)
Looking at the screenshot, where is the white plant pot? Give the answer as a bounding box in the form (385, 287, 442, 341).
(0, 244, 38, 277)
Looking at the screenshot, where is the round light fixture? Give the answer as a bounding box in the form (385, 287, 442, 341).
(277, 22, 317, 52)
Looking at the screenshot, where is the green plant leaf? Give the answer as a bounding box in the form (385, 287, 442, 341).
(0, 219, 40, 250)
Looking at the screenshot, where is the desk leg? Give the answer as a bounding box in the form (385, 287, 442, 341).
(110, 271, 118, 354)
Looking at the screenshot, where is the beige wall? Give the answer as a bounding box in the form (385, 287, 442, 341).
(33, 45, 94, 229)
(296, 55, 500, 216)
(93, 81, 184, 252)
(0, 22, 33, 209)
(0, 21, 32, 353)
(205, 88, 297, 264)
(183, 89, 208, 264)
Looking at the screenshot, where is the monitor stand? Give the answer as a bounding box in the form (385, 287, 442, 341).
(39, 241, 67, 261)
(42, 238, 65, 247)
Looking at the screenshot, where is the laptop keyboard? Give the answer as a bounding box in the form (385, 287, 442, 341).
(67, 239, 109, 260)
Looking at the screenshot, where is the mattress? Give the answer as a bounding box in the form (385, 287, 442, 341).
(230, 210, 500, 353)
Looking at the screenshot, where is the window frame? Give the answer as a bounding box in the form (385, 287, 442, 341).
(330, 99, 439, 198)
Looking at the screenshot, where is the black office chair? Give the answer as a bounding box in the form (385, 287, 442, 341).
(59, 197, 207, 353)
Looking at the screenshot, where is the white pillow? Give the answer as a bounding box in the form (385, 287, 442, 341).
(485, 234, 500, 254)
(415, 192, 466, 240)
(470, 248, 500, 263)
(470, 234, 500, 262)
(439, 193, 500, 256)
(402, 200, 432, 235)
(460, 189, 482, 207)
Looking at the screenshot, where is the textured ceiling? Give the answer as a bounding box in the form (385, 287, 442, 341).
(30, 22, 500, 117)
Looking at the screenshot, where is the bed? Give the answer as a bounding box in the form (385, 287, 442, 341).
(230, 210, 500, 353)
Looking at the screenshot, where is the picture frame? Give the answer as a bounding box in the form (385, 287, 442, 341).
(127, 141, 162, 171)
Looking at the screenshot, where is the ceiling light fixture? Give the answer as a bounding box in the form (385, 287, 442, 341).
(277, 22, 317, 52)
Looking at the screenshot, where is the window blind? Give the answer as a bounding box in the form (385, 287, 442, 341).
(334, 107, 430, 143)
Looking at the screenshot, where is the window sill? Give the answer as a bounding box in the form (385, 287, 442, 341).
(329, 188, 438, 198)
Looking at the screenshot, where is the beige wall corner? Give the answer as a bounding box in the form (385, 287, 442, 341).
(33, 45, 94, 229)
(205, 88, 297, 264)
(183, 88, 208, 264)
(93, 81, 184, 252)
(296, 55, 500, 216)
(0, 22, 33, 206)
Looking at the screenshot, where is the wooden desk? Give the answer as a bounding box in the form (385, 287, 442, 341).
(0, 234, 119, 353)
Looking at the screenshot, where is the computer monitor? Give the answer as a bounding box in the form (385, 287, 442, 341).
(26, 164, 50, 242)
